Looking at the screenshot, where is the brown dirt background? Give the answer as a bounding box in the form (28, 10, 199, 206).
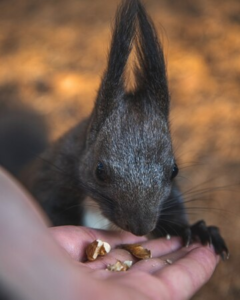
(0, 0, 239, 299)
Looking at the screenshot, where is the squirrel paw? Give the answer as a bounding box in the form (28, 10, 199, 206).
(182, 220, 229, 260)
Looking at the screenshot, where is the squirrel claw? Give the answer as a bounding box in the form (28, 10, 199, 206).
(182, 220, 229, 260)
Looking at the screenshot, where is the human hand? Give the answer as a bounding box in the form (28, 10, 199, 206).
(0, 168, 219, 300)
(50, 225, 219, 300)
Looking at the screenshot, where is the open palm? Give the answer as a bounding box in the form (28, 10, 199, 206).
(51, 226, 218, 300)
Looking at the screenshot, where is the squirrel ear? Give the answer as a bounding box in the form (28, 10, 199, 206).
(90, 0, 138, 128)
(135, 1, 169, 116)
(88, 0, 138, 137)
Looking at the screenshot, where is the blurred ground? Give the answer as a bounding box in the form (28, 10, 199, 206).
(0, 0, 239, 299)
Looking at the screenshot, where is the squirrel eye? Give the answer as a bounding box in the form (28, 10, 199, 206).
(95, 162, 108, 182)
(171, 163, 179, 180)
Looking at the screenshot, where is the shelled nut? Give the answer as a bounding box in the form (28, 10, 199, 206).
(121, 244, 152, 259)
(86, 239, 111, 261)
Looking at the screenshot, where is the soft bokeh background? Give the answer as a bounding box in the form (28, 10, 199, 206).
(0, 0, 239, 299)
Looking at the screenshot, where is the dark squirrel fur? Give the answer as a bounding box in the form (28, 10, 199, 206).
(22, 0, 228, 259)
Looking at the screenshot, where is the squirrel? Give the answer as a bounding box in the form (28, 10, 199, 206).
(16, 0, 228, 259)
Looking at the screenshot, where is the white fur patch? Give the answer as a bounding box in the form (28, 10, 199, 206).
(82, 197, 114, 230)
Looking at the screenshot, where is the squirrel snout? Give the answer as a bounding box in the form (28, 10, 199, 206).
(121, 219, 156, 236)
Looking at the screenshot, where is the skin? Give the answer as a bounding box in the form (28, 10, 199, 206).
(0, 167, 219, 300)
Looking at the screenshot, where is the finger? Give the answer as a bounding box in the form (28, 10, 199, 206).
(153, 245, 219, 300)
(49, 226, 147, 261)
(139, 237, 182, 258)
(0, 169, 87, 299)
(109, 245, 219, 300)
(130, 244, 198, 273)
(0, 167, 50, 228)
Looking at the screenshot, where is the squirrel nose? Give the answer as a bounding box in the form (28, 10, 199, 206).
(123, 221, 155, 236)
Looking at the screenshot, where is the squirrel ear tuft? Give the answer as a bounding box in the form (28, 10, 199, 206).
(88, 0, 138, 136)
(135, 1, 169, 115)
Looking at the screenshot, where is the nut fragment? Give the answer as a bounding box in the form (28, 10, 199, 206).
(86, 239, 111, 261)
(121, 244, 152, 259)
(107, 260, 133, 272)
(165, 259, 173, 265)
(166, 234, 171, 240)
(99, 241, 111, 256)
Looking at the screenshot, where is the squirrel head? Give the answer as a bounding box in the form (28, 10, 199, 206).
(79, 0, 178, 236)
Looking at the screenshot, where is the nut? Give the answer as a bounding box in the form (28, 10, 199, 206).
(107, 260, 133, 272)
(122, 244, 152, 259)
(86, 239, 111, 261)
